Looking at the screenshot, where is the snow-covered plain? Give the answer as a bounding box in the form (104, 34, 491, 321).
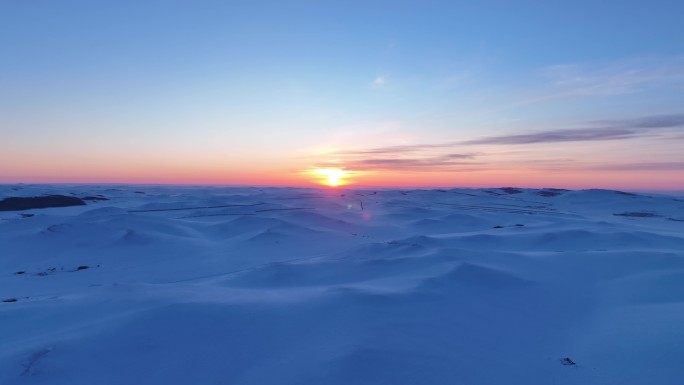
(1, 185, 684, 385)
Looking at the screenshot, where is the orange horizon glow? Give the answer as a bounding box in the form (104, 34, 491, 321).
(4, 166, 684, 191)
(2, 151, 684, 191)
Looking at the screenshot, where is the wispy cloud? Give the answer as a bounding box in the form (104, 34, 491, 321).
(337, 144, 473, 156)
(542, 58, 684, 97)
(334, 114, 684, 155)
(310, 114, 684, 174)
(497, 58, 684, 108)
(587, 161, 684, 171)
(329, 143, 479, 172)
(384, 40, 398, 52)
(343, 156, 482, 171)
(592, 114, 684, 129)
(465, 114, 684, 145)
(463, 128, 636, 145)
(373, 76, 387, 86)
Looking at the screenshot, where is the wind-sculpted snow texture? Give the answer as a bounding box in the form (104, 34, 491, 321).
(1, 185, 684, 384)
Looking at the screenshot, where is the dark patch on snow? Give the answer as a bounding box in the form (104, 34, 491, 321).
(493, 224, 524, 229)
(45, 224, 67, 233)
(499, 187, 523, 194)
(614, 212, 661, 218)
(82, 195, 109, 201)
(36, 267, 57, 276)
(21, 349, 51, 375)
(129, 202, 264, 213)
(31, 265, 98, 276)
(560, 357, 576, 366)
(614, 190, 638, 196)
(255, 207, 314, 213)
(0, 195, 86, 211)
(536, 190, 562, 197)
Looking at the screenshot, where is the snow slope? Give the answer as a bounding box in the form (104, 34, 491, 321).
(1, 185, 683, 384)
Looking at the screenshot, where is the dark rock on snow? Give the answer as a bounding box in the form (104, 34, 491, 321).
(0, 195, 86, 211)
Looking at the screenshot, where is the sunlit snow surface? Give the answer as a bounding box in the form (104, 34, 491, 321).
(2, 185, 684, 384)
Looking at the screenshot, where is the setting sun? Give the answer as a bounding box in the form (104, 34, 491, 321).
(313, 168, 348, 187)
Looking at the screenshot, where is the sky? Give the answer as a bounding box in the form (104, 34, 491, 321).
(1, 0, 683, 189)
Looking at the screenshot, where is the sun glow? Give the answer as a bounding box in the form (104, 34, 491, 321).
(313, 168, 349, 187)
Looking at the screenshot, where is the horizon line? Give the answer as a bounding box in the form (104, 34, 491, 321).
(1, 181, 683, 194)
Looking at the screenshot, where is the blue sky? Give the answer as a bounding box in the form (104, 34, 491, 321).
(1, 0, 683, 188)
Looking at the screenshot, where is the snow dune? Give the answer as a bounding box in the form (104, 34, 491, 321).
(1, 185, 683, 384)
